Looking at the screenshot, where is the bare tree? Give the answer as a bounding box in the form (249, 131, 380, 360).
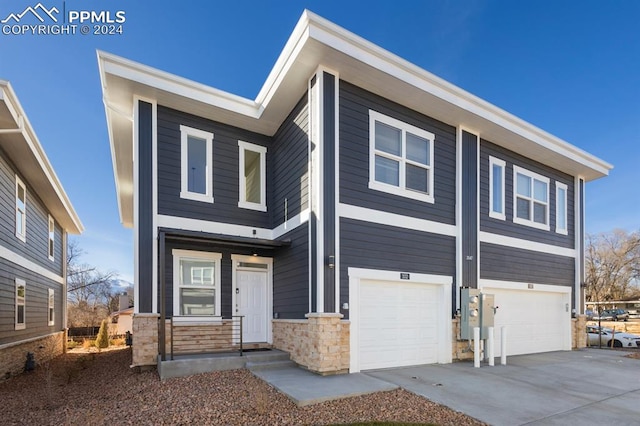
(67, 240, 119, 327)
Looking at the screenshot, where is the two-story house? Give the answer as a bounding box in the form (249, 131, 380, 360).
(99, 10, 611, 375)
(0, 81, 83, 378)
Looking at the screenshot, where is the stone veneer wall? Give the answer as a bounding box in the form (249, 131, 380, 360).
(572, 315, 587, 349)
(0, 331, 65, 380)
(132, 313, 159, 368)
(272, 313, 349, 375)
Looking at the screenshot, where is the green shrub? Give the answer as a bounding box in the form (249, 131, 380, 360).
(67, 340, 79, 349)
(95, 319, 110, 349)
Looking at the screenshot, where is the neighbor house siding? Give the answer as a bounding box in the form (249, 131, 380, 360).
(270, 94, 309, 227)
(480, 242, 574, 286)
(339, 81, 456, 225)
(273, 224, 309, 319)
(339, 218, 456, 318)
(479, 139, 575, 248)
(0, 257, 64, 345)
(156, 106, 272, 228)
(0, 151, 64, 276)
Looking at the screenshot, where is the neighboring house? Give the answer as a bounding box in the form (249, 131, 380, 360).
(98, 10, 611, 374)
(0, 81, 83, 378)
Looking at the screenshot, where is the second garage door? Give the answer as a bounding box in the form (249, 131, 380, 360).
(358, 279, 441, 370)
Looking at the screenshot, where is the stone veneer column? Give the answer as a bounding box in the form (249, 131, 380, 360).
(132, 313, 159, 368)
(572, 315, 587, 349)
(304, 313, 349, 375)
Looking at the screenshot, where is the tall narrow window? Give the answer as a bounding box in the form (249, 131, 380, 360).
(15, 279, 25, 330)
(369, 110, 435, 203)
(556, 182, 568, 235)
(238, 141, 267, 211)
(172, 250, 221, 318)
(513, 166, 550, 230)
(48, 215, 55, 261)
(16, 175, 26, 242)
(489, 157, 506, 220)
(48, 288, 55, 326)
(180, 125, 214, 203)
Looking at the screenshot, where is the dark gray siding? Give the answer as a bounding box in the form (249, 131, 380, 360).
(340, 218, 456, 318)
(0, 151, 64, 275)
(270, 95, 309, 227)
(462, 131, 478, 288)
(138, 101, 153, 313)
(0, 257, 64, 345)
(323, 73, 336, 313)
(480, 139, 575, 248)
(339, 81, 456, 225)
(157, 106, 271, 228)
(273, 224, 309, 319)
(480, 242, 574, 286)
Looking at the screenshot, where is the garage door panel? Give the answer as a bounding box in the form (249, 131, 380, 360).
(359, 279, 441, 370)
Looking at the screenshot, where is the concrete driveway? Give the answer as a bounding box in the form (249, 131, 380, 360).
(366, 349, 640, 425)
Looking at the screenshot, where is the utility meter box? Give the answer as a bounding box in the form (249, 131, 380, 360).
(460, 287, 480, 340)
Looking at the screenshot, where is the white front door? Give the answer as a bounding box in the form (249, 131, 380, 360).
(236, 269, 268, 343)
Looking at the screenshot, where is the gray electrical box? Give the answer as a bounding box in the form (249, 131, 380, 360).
(460, 288, 497, 340)
(480, 293, 496, 339)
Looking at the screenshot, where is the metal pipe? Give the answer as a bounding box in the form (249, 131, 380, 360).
(474, 327, 480, 368)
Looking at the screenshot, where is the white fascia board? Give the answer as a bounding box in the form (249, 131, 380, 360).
(479, 278, 571, 294)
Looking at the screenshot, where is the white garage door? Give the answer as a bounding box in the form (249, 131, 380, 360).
(359, 280, 441, 370)
(486, 287, 571, 356)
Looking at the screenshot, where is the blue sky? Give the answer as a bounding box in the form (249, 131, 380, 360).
(1, 1, 638, 283)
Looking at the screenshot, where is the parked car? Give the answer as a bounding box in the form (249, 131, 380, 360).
(602, 309, 630, 322)
(586, 325, 640, 348)
(592, 310, 614, 321)
(585, 309, 595, 320)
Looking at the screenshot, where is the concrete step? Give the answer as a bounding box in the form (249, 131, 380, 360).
(246, 359, 297, 371)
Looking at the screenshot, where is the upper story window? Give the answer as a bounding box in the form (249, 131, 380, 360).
(172, 249, 221, 318)
(16, 175, 26, 242)
(513, 165, 550, 231)
(489, 156, 506, 220)
(180, 125, 214, 203)
(238, 141, 267, 211)
(369, 110, 435, 203)
(48, 288, 55, 326)
(48, 215, 55, 261)
(15, 278, 25, 330)
(556, 182, 568, 235)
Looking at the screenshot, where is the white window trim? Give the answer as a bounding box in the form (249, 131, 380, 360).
(556, 181, 568, 235)
(489, 156, 506, 220)
(180, 125, 214, 203)
(513, 165, 550, 231)
(368, 110, 435, 203)
(172, 249, 222, 319)
(48, 288, 54, 326)
(15, 175, 26, 242)
(237, 140, 267, 212)
(15, 278, 25, 330)
(48, 215, 55, 261)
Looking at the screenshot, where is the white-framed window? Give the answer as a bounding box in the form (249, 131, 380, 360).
(489, 156, 506, 220)
(180, 125, 214, 203)
(238, 140, 267, 211)
(513, 165, 550, 230)
(48, 288, 54, 326)
(48, 215, 55, 261)
(369, 110, 435, 203)
(15, 278, 25, 330)
(16, 175, 26, 242)
(556, 182, 568, 235)
(172, 249, 221, 318)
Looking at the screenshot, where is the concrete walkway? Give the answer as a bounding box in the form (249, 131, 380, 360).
(367, 349, 640, 425)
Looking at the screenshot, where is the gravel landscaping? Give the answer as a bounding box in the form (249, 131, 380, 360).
(1, 347, 485, 425)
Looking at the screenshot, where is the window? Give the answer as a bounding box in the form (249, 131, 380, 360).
(16, 175, 26, 242)
(489, 156, 506, 220)
(172, 249, 221, 317)
(369, 110, 435, 203)
(48, 215, 55, 261)
(15, 279, 25, 330)
(180, 125, 214, 203)
(556, 182, 568, 235)
(513, 166, 550, 230)
(238, 141, 267, 211)
(48, 288, 54, 326)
